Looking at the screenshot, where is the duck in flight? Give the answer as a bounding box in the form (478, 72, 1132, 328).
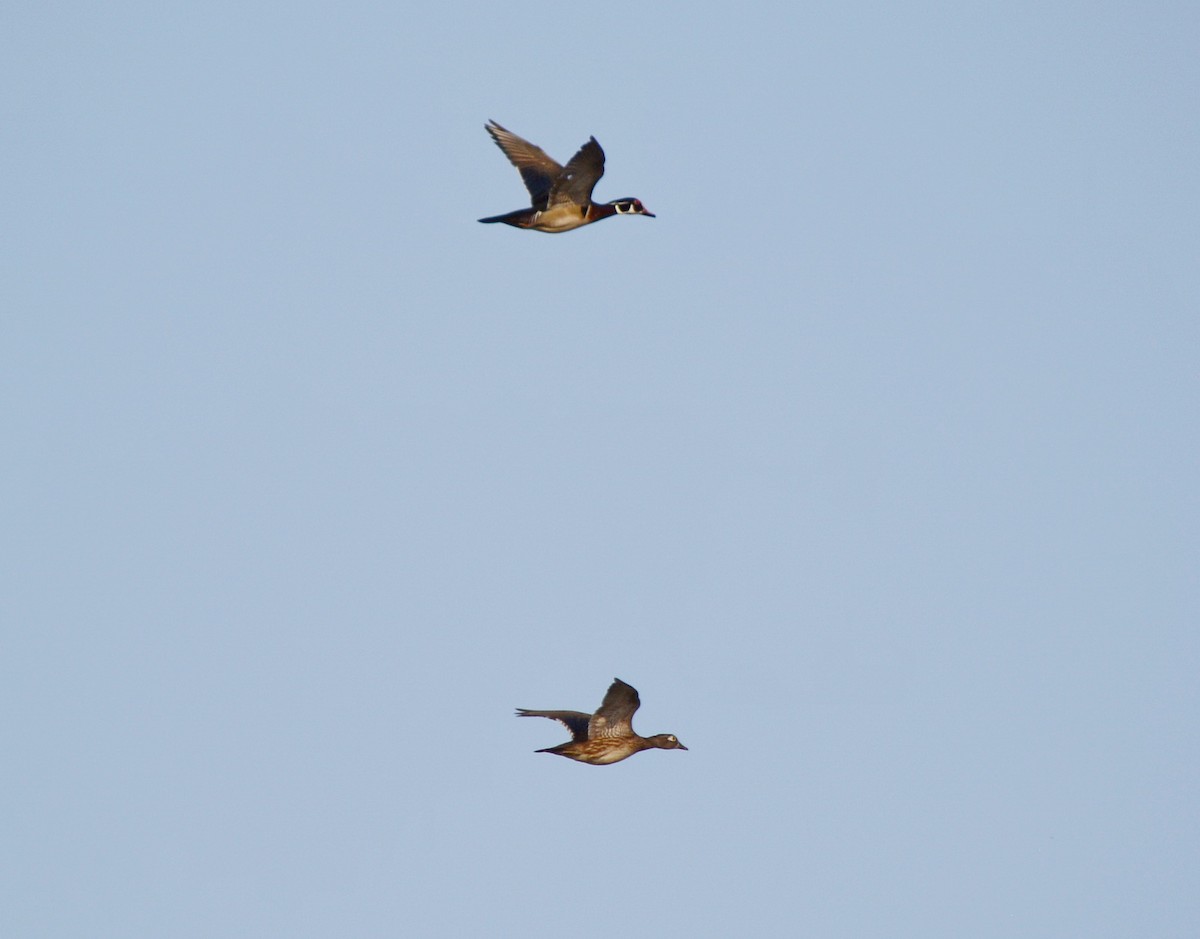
(516, 678, 687, 765)
(479, 121, 655, 233)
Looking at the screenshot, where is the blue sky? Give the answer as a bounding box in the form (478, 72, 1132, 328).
(3, 2, 1197, 936)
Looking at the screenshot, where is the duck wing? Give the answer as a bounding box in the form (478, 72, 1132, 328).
(588, 678, 639, 739)
(548, 137, 606, 209)
(515, 708, 592, 742)
(485, 120, 563, 211)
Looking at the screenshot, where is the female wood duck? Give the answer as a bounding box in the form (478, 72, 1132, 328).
(479, 120, 655, 233)
(516, 678, 687, 765)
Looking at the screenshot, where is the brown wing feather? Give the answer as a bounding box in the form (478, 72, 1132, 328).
(548, 137, 606, 209)
(485, 120, 563, 211)
(515, 708, 591, 742)
(588, 678, 640, 739)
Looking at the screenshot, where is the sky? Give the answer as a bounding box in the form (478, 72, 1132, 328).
(2, 2, 1198, 936)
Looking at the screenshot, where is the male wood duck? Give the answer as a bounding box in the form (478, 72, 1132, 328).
(478, 120, 655, 233)
(516, 678, 687, 765)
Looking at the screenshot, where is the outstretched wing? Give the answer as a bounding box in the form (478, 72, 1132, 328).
(515, 708, 591, 742)
(485, 120, 563, 211)
(548, 137, 605, 209)
(588, 678, 640, 739)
